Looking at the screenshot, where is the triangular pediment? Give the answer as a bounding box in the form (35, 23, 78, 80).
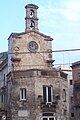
(8, 31, 53, 41)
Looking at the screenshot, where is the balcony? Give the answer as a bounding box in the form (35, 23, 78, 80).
(37, 95, 59, 112)
(41, 101, 57, 108)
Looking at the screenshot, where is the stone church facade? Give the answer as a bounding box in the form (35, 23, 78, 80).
(7, 3, 68, 120)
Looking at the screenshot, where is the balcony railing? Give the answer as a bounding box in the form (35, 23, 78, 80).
(37, 95, 59, 111)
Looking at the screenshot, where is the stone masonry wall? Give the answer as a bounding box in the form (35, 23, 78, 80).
(7, 69, 68, 120)
(12, 32, 52, 71)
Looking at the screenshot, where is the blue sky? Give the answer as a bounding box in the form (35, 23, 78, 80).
(0, 0, 80, 66)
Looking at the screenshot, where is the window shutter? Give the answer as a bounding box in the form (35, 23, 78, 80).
(24, 88, 26, 99)
(22, 89, 24, 99)
(20, 88, 26, 100)
(48, 86, 52, 102)
(43, 86, 46, 103)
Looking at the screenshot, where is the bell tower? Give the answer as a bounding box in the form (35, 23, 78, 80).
(25, 4, 39, 32)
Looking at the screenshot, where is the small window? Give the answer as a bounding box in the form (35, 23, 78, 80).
(62, 89, 66, 102)
(78, 72, 80, 78)
(1, 95, 4, 103)
(43, 113, 53, 116)
(20, 88, 26, 100)
(64, 109, 67, 115)
(71, 113, 74, 117)
(4, 74, 5, 86)
(43, 118, 47, 120)
(70, 80, 73, 85)
(42, 117, 55, 120)
(43, 86, 53, 103)
(71, 97, 73, 103)
(4, 74, 5, 80)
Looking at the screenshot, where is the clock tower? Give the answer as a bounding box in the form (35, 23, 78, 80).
(8, 4, 53, 71)
(7, 3, 68, 120)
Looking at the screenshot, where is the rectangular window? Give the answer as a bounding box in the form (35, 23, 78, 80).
(4, 74, 5, 86)
(43, 118, 47, 120)
(71, 97, 73, 103)
(42, 112, 55, 120)
(1, 94, 4, 103)
(4, 74, 5, 80)
(43, 86, 53, 103)
(71, 113, 74, 117)
(20, 88, 26, 100)
(62, 89, 66, 102)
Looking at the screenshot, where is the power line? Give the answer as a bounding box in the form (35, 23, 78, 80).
(6, 48, 80, 55)
(52, 48, 80, 52)
(0, 48, 80, 55)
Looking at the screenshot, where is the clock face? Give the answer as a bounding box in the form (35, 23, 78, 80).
(28, 41, 38, 52)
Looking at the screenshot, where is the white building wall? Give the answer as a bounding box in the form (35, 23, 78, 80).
(0, 63, 8, 110)
(57, 64, 73, 120)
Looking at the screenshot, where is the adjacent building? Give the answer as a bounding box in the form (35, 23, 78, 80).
(57, 65, 74, 120)
(0, 52, 8, 118)
(71, 61, 80, 120)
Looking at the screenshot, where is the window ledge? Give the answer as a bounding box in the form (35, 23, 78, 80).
(20, 99, 26, 101)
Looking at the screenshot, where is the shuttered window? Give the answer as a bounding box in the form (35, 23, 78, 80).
(42, 112, 55, 120)
(43, 86, 53, 103)
(20, 88, 26, 100)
